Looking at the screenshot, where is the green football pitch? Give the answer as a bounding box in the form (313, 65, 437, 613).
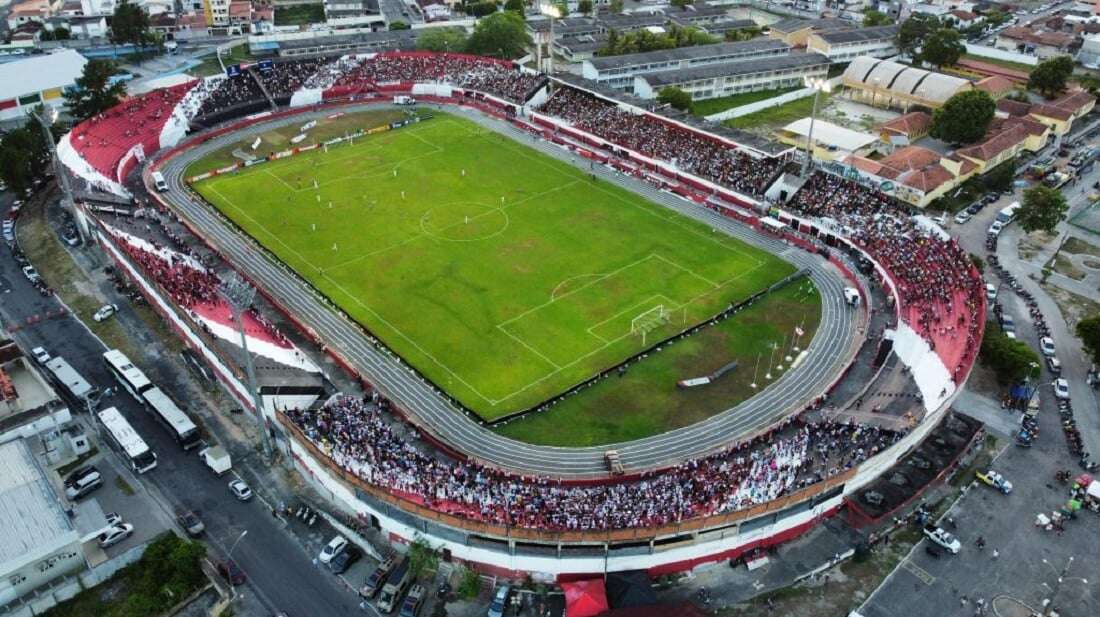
(192, 111, 795, 419)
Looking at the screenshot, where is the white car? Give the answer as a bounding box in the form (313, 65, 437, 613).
(1040, 337, 1056, 356)
(105, 512, 123, 527)
(989, 221, 1004, 236)
(985, 283, 997, 302)
(1054, 378, 1070, 399)
(923, 525, 961, 554)
(98, 523, 134, 548)
(954, 211, 972, 224)
(30, 346, 50, 364)
(21, 265, 40, 283)
(93, 304, 118, 322)
(319, 535, 348, 564)
(228, 479, 253, 501)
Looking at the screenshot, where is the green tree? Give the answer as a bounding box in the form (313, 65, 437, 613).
(63, 59, 126, 121)
(417, 27, 469, 51)
(608, 0, 623, 13)
(408, 537, 441, 578)
(1018, 185, 1068, 232)
(980, 327, 1041, 384)
(464, 1, 497, 17)
(1077, 315, 1100, 364)
(111, 0, 152, 48)
(670, 0, 693, 8)
(465, 10, 531, 58)
(503, 0, 524, 13)
(982, 157, 1016, 192)
(657, 86, 692, 111)
(1028, 55, 1075, 97)
(897, 14, 939, 57)
(0, 117, 52, 196)
(930, 90, 995, 144)
(920, 27, 964, 68)
(456, 566, 481, 599)
(863, 9, 892, 26)
(578, 0, 592, 15)
(389, 20, 411, 29)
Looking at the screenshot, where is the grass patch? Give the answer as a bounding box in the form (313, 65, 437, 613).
(274, 2, 324, 25)
(43, 533, 206, 617)
(193, 111, 794, 419)
(185, 109, 407, 177)
(960, 53, 1035, 75)
(1062, 236, 1100, 259)
(56, 446, 100, 477)
(1041, 282, 1100, 333)
(192, 45, 259, 77)
(690, 86, 801, 117)
(1051, 253, 1086, 280)
(115, 475, 135, 495)
(723, 91, 829, 130)
(495, 281, 820, 445)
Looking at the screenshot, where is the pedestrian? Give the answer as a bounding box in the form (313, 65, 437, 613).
(992, 549, 999, 559)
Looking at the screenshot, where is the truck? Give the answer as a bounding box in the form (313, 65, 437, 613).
(377, 558, 411, 613)
(393, 95, 416, 106)
(199, 445, 232, 475)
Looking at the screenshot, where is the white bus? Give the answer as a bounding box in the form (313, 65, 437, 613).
(96, 406, 157, 473)
(45, 356, 98, 402)
(142, 387, 201, 450)
(103, 349, 154, 400)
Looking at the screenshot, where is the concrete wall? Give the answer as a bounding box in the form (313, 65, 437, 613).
(964, 43, 1040, 66)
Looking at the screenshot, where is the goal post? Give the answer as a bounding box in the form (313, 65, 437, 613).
(631, 305, 670, 346)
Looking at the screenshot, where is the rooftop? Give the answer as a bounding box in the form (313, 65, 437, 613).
(998, 26, 1076, 48)
(0, 48, 87, 101)
(0, 440, 74, 570)
(816, 24, 899, 44)
(588, 38, 789, 70)
(782, 117, 878, 153)
(769, 16, 850, 33)
(879, 111, 933, 137)
(641, 52, 829, 86)
(843, 57, 971, 105)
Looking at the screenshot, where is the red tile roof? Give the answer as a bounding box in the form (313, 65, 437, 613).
(957, 124, 1030, 162)
(976, 75, 1015, 97)
(996, 98, 1032, 117)
(879, 111, 933, 138)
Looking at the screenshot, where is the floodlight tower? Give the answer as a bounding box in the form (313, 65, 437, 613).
(540, 4, 563, 75)
(219, 273, 273, 459)
(801, 76, 832, 178)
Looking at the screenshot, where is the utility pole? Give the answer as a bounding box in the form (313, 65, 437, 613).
(33, 106, 87, 244)
(801, 77, 831, 179)
(219, 273, 273, 459)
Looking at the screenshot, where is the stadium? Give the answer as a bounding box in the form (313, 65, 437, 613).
(56, 51, 985, 577)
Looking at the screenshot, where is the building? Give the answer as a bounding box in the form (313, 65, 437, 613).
(879, 111, 933, 145)
(776, 117, 879, 162)
(1029, 89, 1096, 136)
(806, 25, 899, 63)
(842, 57, 972, 110)
(45, 14, 108, 38)
(582, 39, 790, 91)
(265, 28, 417, 57)
(0, 341, 72, 445)
(323, 0, 381, 28)
(846, 145, 978, 207)
(766, 17, 852, 47)
(632, 52, 830, 101)
(908, 3, 950, 17)
(1077, 32, 1100, 68)
(554, 34, 608, 63)
(0, 49, 87, 122)
(946, 9, 982, 28)
(995, 26, 1077, 59)
(666, 3, 729, 28)
(6, 0, 58, 29)
(956, 115, 1051, 173)
(698, 19, 758, 39)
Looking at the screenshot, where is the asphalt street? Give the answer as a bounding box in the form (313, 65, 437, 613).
(156, 102, 860, 477)
(0, 192, 363, 617)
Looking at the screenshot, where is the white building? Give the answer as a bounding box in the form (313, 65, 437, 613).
(807, 25, 899, 63)
(0, 49, 87, 122)
(582, 39, 791, 92)
(633, 52, 830, 101)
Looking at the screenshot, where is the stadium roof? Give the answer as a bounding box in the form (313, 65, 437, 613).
(0, 440, 74, 572)
(640, 52, 829, 86)
(0, 48, 86, 102)
(588, 39, 789, 70)
(816, 24, 899, 44)
(843, 57, 970, 106)
(782, 117, 878, 153)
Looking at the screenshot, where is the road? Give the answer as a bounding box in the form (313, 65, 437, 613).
(0, 192, 364, 617)
(155, 102, 860, 477)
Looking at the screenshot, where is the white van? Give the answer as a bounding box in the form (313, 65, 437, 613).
(152, 171, 168, 192)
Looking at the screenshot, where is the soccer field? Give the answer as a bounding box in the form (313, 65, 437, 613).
(193, 111, 795, 419)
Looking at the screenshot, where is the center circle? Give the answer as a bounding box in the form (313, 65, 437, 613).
(420, 202, 509, 242)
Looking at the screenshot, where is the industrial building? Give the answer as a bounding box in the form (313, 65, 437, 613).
(841, 57, 972, 111)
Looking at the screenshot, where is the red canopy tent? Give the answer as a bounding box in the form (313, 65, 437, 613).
(562, 579, 610, 617)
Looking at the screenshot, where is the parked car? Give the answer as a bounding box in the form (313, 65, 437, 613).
(319, 535, 348, 565)
(976, 469, 1013, 494)
(488, 584, 511, 617)
(329, 546, 362, 574)
(954, 210, 972, 224)
(93, 304, 118, 322)
(64, 466, 102, 500)
(1040, 337, 1056, 356)
(1047, 356, 1062, 374)
(1054, 378, 1070, 399)
(923, 525, 961, 554)
(360, 556, 398, 598)
(176, 510, 205, 536)
(400, 584, 427, 617)
(105, 512, 123, 527)
(218, 560, 246, 585)
(30, 346, 50, 364)
(21, 265, 40, 283)
(98, 523, 134, 548)
(228, 479, 252, 501)
(985, 283, 997, 301)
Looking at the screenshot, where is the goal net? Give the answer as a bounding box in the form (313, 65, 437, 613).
(631, 305, 670, 345)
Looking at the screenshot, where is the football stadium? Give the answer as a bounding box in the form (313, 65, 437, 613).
(56, 51, 985, 576)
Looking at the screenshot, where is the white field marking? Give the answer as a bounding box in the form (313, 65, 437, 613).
(549, 273, 607, 302)
(495, 325, 562, 370)
(585, 293, 675, 343)
(650, 252, 721, 289)
(418, 205, 512, 243)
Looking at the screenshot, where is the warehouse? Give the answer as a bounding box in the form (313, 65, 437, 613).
(842, 56, 972, 111)
(0, 49, 87, 121)
(633, 52, 829, 101)
(582, 38, 790, 92)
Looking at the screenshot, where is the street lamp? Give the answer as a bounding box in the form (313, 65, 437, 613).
(228, 529, 249, 560)
(800, 76, 831, 178)
(219, 273, 273, 459)
(539, 4, 562, 75)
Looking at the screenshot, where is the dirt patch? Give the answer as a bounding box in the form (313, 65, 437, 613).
(1051, 254, 1087, 280)
(1083, 258, 1100, 270)
(1041, 282, 1100, 332)
(1018, 230, 1056, 262)
(1063, 236, 1100, 259)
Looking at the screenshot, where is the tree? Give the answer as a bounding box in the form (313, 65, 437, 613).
(1077, 315, 1100, 364)
(503, 0, 524, 13)
(1028, 55, 1075, 97)
(897, 14, 939, 57)
(417, 27, 469, 51)
(930, 90, 995, 144)
(657, 86, 692, 111)
(863, 9, 892, 26)
(578, 0, 592, 15)
(670, 0, 693, 8)
(464, 1, 497, 17)
(465, 10, 531, 58)
(389, 20, 411, 29)
(982, 157, 1016, 192)
(111, 0, 152, 48)
(408, 537, 440, 578)
(1018, 185, 1068, 232)
(980, 327, 1041, 384)
(63, 59, 126, 121)
(0, 116, 52, 196)
(608, 0, 623, 13)
(920, 27, 964, 68)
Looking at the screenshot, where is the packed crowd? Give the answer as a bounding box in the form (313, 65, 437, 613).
(331, 53, 546, 103)
(286, 395, 900, 531)
(196, 73, 268, 117)
(537, 87, 783, 197)
(788, 172, 983, 376)
(255, 58, 327, 98)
